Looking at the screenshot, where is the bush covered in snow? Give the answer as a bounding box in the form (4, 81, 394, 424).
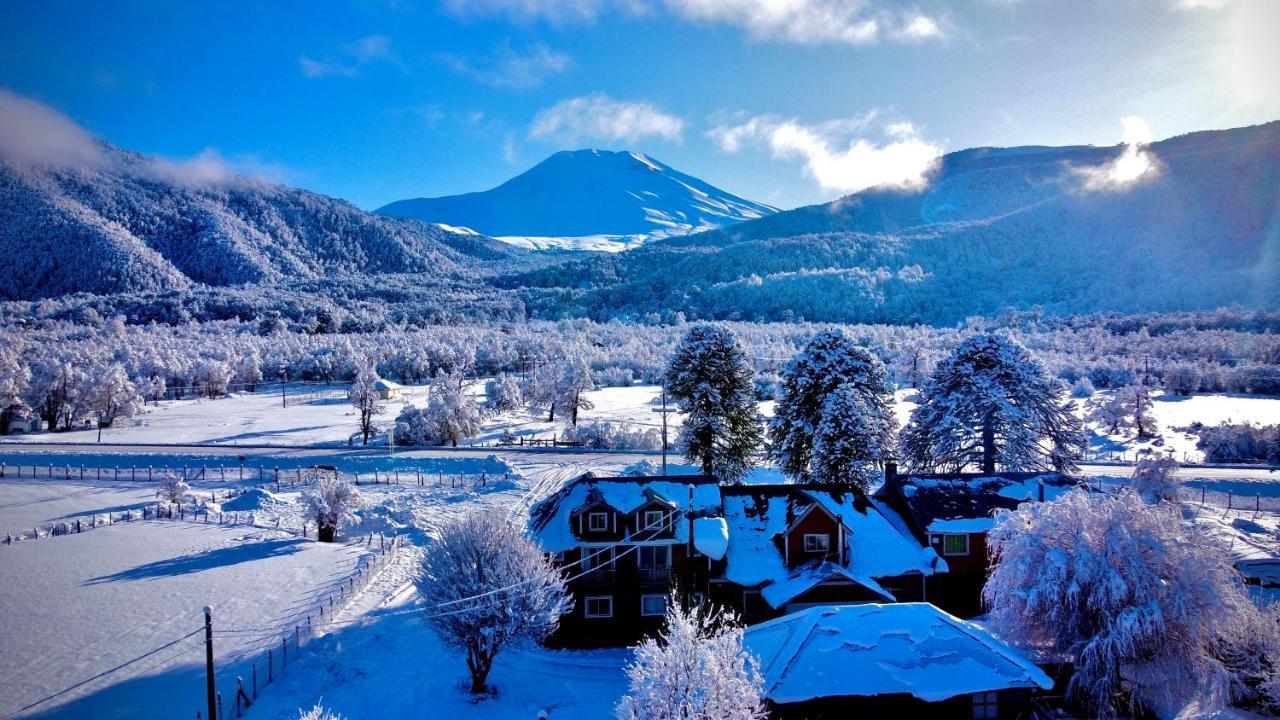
(1129, 455, 1182, 503)
(157, 472, 190, 504)
(484, 373, 523, 413)
(297, 705, 344, 720)
(561, 420, 661, 450)
(985, 489, 1261, 716)
(418, 510, 570, 694)
(1193, 421, 1280, 464)
(616, 596, 766, 720)
(302, 473, 363, 542)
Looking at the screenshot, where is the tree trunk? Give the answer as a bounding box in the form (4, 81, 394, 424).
(317, 524, 335, 543)
(571, 394, 579, 426)
(981, 413, 996, 474)
(547, 402, 555, 423)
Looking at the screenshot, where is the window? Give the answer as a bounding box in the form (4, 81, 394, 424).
(584, 596, 613, 618)
(972, 691, 998, 719)
(582, 546, 615, 571)
(642, 510, 665, 530)
(638, 545, 672, 570)
(943, 534, 970, 556)
(588, 512, 609, 532)
(803, 533, 831, 552)
(641, 594, 667, 616)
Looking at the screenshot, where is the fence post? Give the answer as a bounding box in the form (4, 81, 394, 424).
(281, 636, 287, 665)
(204, 607, 217, 720)
(252, 664, 258, 699)
(1228, 491, 1233, 511)
(267, 648, 273, 683)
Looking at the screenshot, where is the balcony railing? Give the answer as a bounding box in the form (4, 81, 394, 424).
(581, 568, 616, 584)
(639, 567, 672, 584)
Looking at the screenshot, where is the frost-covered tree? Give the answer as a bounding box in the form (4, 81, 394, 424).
(82, 363, 143, 439)
(348, 362, 384, 445)
(426, 371, 481, 447)
(1087, 392, 1132, 435)
(616, 596, 766, 720)
(485, 373, 523, 413)
(302, 473, 363, 542)
(901, 333, 1085, 474)
(555, 357, 595, 426)
(665, 325, 761, 482)
(418, 511, 570, 694)
(1130, 455, 1181, 504)
(393, 404, 432, 446)
(157, 472, 190, 504)
(1121, 381, 1156, 439)
(1163, 364, 1201, 396)
(239, 350, 264, 391)
(147, 374, 167, 406)
(769, 329, 895, 482)
(811, 386, 892, 490)
(296, 705, 343, 720)
(194, 359, 232, 397)
(28, 358, 85, 431)
(0, 346, 32, 433)
(984, 489, 1257, 717)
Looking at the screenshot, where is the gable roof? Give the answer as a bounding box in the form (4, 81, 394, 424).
(744, 603, 1053, 705)
(876, 472, 1077, 537)
(760, 560, 895, 608)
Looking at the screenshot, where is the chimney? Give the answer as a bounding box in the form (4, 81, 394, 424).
(884, 461, 899, 492)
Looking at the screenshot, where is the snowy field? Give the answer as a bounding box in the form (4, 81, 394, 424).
(0, 520, 369, 719)
(6, 383, 1280, 467)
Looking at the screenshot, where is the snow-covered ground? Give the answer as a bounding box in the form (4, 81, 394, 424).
(0, 520, 369, 719)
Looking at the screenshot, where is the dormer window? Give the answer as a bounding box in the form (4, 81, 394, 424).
(588, 512, 610, 532)
(643, 510, 665, 530)
(803, 533, 830, 553)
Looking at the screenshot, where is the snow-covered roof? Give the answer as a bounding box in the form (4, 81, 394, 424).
(879, 472, 1076, 538)
(760, 560, 894, 608)
(692, 517, 728, 561)
(719, 486, 940, 602)
(744, 603, 1054, 705)
(373, 379, 403, 391)
(529, 474, 721, 553)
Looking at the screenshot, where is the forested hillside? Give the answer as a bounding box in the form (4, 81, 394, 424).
(516, 122, 1280, 324)
(0, 143, 526, 300)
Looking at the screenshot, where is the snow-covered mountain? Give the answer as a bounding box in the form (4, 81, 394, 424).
(376, 149, 777, 251)
(0, 143, 524, 300)
(519, 121, 1280, 324)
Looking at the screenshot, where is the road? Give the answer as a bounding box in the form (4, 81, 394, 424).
(2, 442, 1276, 483)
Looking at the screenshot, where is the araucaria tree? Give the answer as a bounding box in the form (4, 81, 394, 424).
(302, 473, 363, 542)
(616, 596, 767, 720)
(769, 329, 895, 483)
(665, 325, 761, 482)
(348, 362, 384, 445)
(901, 332, 1085, 473)
(418, 511, 570, 695)
(812, 387, 891, 490)
(984, 489, 1258, 716)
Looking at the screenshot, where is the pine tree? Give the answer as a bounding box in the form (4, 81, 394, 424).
(901, 332, 1085, 474)
(769, 329, 895, 481)
(665, 325, 761, 482)
(811, 386, 893, 490)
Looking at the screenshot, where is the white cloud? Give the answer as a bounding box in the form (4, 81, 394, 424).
(299, 35, 397, 78)
(1175, 0, 1234, 9)
(443, 0, 944, 44)
(0, 89, 107, 169)
(442, 42, 571, 90)
(1077, 116, 1160, 191)
(710, 113, 944, 194)
(441, 0, 607, 23)
(530, 94, 685, 144)
(144, 149, 289, 187)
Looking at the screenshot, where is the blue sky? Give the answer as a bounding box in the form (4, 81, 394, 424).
(1, 0, 1276, 210)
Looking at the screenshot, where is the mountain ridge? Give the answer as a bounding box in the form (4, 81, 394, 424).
(376, 148, 777, 251)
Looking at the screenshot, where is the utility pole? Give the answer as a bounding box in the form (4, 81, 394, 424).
(651, 386, 677, 476)
(280, 370, 288, 409)
(203, 606, 216, 720)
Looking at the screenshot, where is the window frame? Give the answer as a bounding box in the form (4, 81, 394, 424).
(971, 690, 999, 719)
(587, 511, 610, 532)
(582, 545, 615, 571)
(642, 509, 665, 530)
(942, 533, 971, 556)
(640, 594, 667, 617)
(637, 544, 672, 570)
(803, 533, 831, 553)
(584, 595, 613, 619)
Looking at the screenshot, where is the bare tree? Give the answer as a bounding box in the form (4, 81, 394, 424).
(349, 362, 384, 445)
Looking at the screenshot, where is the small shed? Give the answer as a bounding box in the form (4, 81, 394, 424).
(373, 379, 404, 400)
(744, 603, 1053, 719)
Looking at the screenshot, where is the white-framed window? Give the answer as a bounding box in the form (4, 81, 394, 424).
(803, 533, 831, 552)
(638, 545, 672, 570)
(640, 594, 667, 616)
(972, 691, 999, 719)
(642, 509, 665, 530)
(584, 595, 613, 618)
(943, 534, 970, 556)
(588, 512, 610, 532)
(582, 546, 615, 571)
